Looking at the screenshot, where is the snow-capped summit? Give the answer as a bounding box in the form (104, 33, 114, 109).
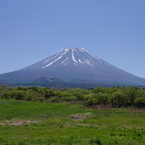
(0, 47, 145, 87)
(23, 47, 106, 70)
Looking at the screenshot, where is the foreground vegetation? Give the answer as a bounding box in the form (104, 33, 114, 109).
(0, 85, 145, 144)
(1, 99, 145, 144)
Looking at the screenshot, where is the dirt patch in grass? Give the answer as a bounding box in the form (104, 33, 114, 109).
(69, 112, 94, 120)
(0, 119, 40, 126)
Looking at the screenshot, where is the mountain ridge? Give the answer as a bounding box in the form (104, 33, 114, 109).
(0, 47, 145, 87)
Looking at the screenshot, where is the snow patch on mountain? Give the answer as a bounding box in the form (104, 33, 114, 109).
(61, 57, 69, 64)
(41, 47, 106, 69)
(78, 59, 83, 64)
(84, 59, 93, 66)
(23, 47, 110, 70)
(42, 55, 62, 68)
(72, 49, 78, 63)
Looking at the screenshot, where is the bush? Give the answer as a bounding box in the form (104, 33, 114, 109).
(93, 86, 104, 93)
(123, 86, 140, 105)
(110, 92, 129, 108)
(72, 91, 84, 100)
(97, 92, 109, 105)
(24, 94, 33, 101)
(38, 97, 45, 102)
(1, 92, 10, 99)
(62, 95, 77, 101)
(15, 91, 25, 100)
(134, 97, 145, 108)
(45, 89, 55, 99)
(84, 94, 97, 106)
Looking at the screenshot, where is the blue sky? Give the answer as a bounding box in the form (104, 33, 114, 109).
(0, 0, 145, 78)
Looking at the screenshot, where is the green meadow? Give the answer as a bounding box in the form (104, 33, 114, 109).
(0, 99, 145, 145)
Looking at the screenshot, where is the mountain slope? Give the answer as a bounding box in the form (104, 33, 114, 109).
(0, 47, 145, 87)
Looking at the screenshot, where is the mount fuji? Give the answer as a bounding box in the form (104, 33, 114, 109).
(0, 47, 145, 87)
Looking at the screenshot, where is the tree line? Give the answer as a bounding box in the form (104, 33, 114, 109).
(0, 84, 145, 108)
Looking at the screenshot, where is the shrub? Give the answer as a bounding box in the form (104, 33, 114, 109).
(62, 95, 77, 101)
(72, 91, 84, 100)
(84, 94, 97, 106)
(45, 89, 55, 99)
(1, 92, 10, 99)
(123, 86, 140, 105)
(93, 86, 104, 93)
(24, 94, 33, 101)
(38, 97, 45, 102)
(97, 92, 109, 105)
(15, 91, 25, 100)
(134, 97, 145, 108)
(110, 92, 129, 108)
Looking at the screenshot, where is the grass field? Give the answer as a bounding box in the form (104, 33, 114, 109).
(0, 99, 145, 145)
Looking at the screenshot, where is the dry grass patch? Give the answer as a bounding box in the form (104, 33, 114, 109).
(0, 119, 40, 126)
(69, 112, 94, 120)
(128, 107, 145, 112)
